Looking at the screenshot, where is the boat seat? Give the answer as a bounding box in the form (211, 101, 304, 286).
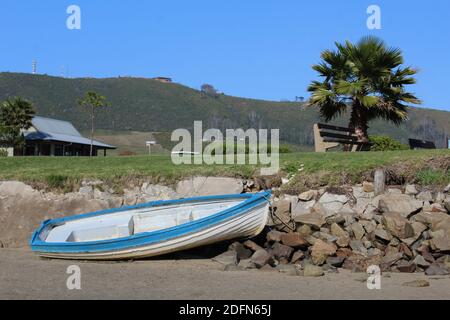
(66, 219, 135, 242)
(132, 210, 197, 234)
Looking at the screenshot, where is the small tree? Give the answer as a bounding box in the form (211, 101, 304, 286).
(308, 36, 420, 142)
(201, 84, 219, 98)
(0, 97, 36, 149)
(78, 92, 110, 156)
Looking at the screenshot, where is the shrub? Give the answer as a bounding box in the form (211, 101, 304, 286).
(45, 175, 69, 189)
(0, 148, 8, 157)
(279, 144, 292, 154)
(416, 169, 450, 185)
(369, 135, 409, 151)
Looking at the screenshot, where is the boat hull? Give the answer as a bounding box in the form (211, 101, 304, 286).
(30, 191, 271, 260)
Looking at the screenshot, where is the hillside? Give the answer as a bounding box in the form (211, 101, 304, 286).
(1, 72, 449, 148)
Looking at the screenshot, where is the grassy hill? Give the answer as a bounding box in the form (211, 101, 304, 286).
(1, 72, 450, 149)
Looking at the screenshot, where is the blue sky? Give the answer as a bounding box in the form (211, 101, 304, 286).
(1, 0, 449, 110)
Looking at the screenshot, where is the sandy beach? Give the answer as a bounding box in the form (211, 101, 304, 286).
(1, 248, 449, 300)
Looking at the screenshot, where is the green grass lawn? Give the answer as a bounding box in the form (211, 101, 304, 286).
(1, 149, 449, 189)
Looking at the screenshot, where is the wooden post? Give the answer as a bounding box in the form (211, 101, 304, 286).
(374, 169, 385, 196)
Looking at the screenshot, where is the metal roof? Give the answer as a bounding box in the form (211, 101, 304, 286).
(24, 116, 116, 149)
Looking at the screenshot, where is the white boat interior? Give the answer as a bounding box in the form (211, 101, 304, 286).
(42, 198, 245, 243)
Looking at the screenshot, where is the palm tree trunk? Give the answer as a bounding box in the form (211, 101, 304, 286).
(349, 104, 369, 142)
(90, 105, 94, 157)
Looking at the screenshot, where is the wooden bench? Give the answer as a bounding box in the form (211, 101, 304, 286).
(313, 123, 373, 152)
(408, 139, 436, 150)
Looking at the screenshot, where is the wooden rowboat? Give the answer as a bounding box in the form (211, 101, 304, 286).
(30, 191, 271, 260)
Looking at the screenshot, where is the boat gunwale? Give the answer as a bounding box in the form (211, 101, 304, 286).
(30, 191, 271, 253)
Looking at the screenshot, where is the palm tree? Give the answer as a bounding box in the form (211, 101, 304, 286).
(0, 97, 36, 147)
(78, 91, 110, 156)
(308, 36, 421, 142)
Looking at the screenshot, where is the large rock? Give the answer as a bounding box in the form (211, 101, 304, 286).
(380, 252, 404, 270)
(430, 231, 450, 252)
(414, 211, 450, 232)
(381, 212, 414, 239)
(237, 259, 256, 270)
(422, 203, 447, 213)
(396, 260, 416, 273)
(435, 192, 446, 204)
(353, 186, 374, 199)
(405, 184, 419, 196)
(140, 183, 179, 200)
(362, 182, 374, 193)
(271, 242, 294, 260)
(297, 224, 312, 237)
(293, 212, 326, 229)
(319, 192, 348, 204)
(298, 190, 318, 201)
(326, 256, 345, 268)
(412, 255, 431, 268)
(417, 191, 433, 202)
(425, 262, 450, 276)
(243, 240, 264, 252)
(276, 264, 299, 276)
(291, 251, 305, 263)
(213, 250, 238, 266)
(79, 186, 94, 198)
(273, 199, 291, 215)
(374, 228, 393, 242)
(280, 232, 308, 248)
(330, 223, 350, 247)
(444, 200, 450, 213)
(350, 240, 368, 256)
(444, 184, 450, 193)
(343, 254, 382, 272)
(176, 177, 243, 197)
(291, 200, 315, 217)
(266, 230, 284, 243)
(360, 220, 377, 234)
(351, 222, 365, 240)
(251, 249, 272, 268)
(228, 242, 253, 260)
(401, 222, 427, 246)
(352, 198, 371, 215)
(318, 193, 348, 217)
(313, 230, 337, 243)
(303, 264, 324, 277)
(310, 239, 337, 265)
(378, 194, 423, 218)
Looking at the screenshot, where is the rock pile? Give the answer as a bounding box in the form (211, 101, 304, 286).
(215, 183, 450, 276)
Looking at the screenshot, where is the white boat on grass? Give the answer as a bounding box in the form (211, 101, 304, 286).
(30, 191, 271, 260)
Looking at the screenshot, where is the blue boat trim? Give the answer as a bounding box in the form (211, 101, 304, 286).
(30, 190, 272, 254)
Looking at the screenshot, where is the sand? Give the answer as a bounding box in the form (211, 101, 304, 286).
(1, 249, 449, 300)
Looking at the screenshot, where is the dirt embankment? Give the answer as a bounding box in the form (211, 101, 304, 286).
(0, 177, 244, 248)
